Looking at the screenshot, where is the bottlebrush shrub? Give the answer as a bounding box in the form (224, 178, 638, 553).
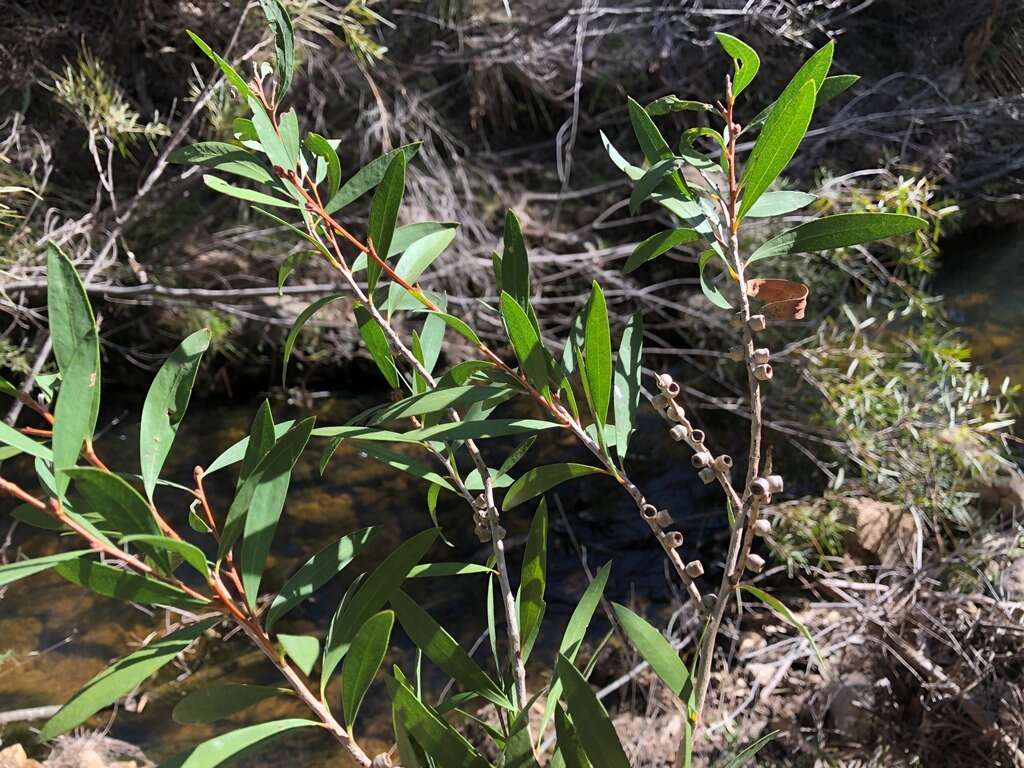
(0, 5, 926, 766)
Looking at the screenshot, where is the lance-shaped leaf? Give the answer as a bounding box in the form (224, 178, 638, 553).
(353, 304, 400, 389)
(722, 730, 782, 767)
(202, 174, 297, 208)
(391, 589, 512, 709)
(408, 562, 494, 578)
(715, 33, 760, 96)
(217, 404, 277, 555)
(385, 227, 457, 315)
(258, 0, 295, 95)
(0, 420, 52, 461)
(0, 550, 90, 587)
(367, 153, 406, 291)
(818, 74, 859, 103)
(279, 634, 320, 676)
(172, 683, 286, 725)
(322, 441, 455, 491)
(169, 142, 278, 185)
(140, 329, 210, 499)
(737, 81, 816, 220)
(40, 618, 217, 740)
(744, 190, 816, 218)
(747, 212, 927, 264)
(304, 132, 341, 200)
(186, 31, 255, 101)
(325, 143, 421, 214)
(538, 562, 611, 745)
(554, 705, 592, 768)
(239, 417, 316, 608)
(613, 312, 643, 462)
(741, 585, 827, 670)
(699, 249, 733, 309)
(555, 655, 629, 768)
(47, 243, 100, 495)
(626, 97, 689, 197)
(612, 604, 690, 697)
(401, 418, 561, 443)
(158, 719, 318, 768)
(502, 210, 531, 306)
(518, 499, 548, 663)
(370, 384, 517, 424)
(500, 292, 552, 397)
(266, 527, 377, 630)
(502, 464, 608, 511)
(342, 609, 395, 728)
(321, 529, 437, 693)
(54, 559, 210, 609)
(624, 228, 700, 273)
(645, 95, 712, 115)
(385, 673, 490, 768)
(583, 282, 612, 428)
(119, 535, 210, 579)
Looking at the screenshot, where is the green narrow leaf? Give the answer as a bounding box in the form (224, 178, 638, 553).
(503, 464, 608, 511)
(277, 250, 311, 293)
(172, 683, 286, 725)
(554, 705, 592, 768)
(239, 417, 316, 608)
(737, 81, 816, 220)
(747, 212, 928, 263)
(715, 33, 761, 96)
(54, 559, 210, 609)
(266, 527, 377, 630)
(0, 420, 52, 461)
(612, 603, 690, 696)
(556, 654, 629, 768)
(741, 585, 827, 670)
(612, 312, 643, 462)
(391, 589, 512, 710)
(324, 143, 421, 214)
(644, 95, 712, 116)
(722, 730, 782, 768)
(499, 292, 552, 397)
(41, 618, 217, 740)
(0, 550, 89, 587)
(583, 282, 612, 428)
(538, 562, 612, 747)
(159, 719, 317, 768)
(140, 329, 211, 499)
(278, 109, 301, 170)
(119, 535, 210, 579)
(322, 441, 455, 491)
(624, 228, 700, 273)
(385, 674, 490, 768)
(367, 153, 406, 291)
(408, 563, 494, 578)
(501, 210, 531, 306)
(321, 529, 437, 693)
(744, 190, 817, 218)
(698, 249, 733, 309)
(422, 311, 481, 345)
(217, 403, 277, 552)
(385, 228, 457, 315)
(370, 384, 517, 424)
(626, 97, 689, 197)
(303, 134, 340, 198)
(202, 174, 297, 208)
(47, 242, 101, 495)
(342, 609, 395, 728)
(278, 634, 320, 676)
(629, 157, 681, 214)
(818, 74, 859, 104)
(518, 499, 548, 663)
(353, 304, 400, 389)
(186, 31, 256, 101)
(168, 142, 278, 184)
(258, 0, 295, 95)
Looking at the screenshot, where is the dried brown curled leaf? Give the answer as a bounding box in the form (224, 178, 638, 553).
(746, 278, 809, 320)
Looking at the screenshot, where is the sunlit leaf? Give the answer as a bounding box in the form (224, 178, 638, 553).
(258, 0, 295, 95)
(325, 143, 421, 214)
(172, 683, 286, 725)
(744, 190, 817, 218)
(613, 312, 643, 462)
(518, 499, 548, 663)
(0, 550, 89, 587)
(555, 654, 629, 768)
(278, 634, 320, 676)
(715, 33, 760, 96)
(342, 609, 395, 728)
(54, 559, 210, 609)
(583, 282, 612, 428)
(748, 212, 928, 263)
(624, 228, 700, 273)
(502, 464, 608, 511)
(612, 603, 690, 696)
(367, 153, 406, 291)
(159, 719, 317, 768)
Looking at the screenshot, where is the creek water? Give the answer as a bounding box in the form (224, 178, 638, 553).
(0, 390, 720, 765)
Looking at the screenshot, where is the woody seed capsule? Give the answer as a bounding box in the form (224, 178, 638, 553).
(641, 503, 658, 520)
(689, 429, 705, 445)
(666, 531, 684, 548)
(668, 404, 687, 423)
(753, 518, 772, 536)
(750, 477, 771, 497)
(753, 363, 773, 381)
(748, 314, 767, 332)
(712, 454, 733, 473)
(651, 394, 669, 411)
(685, 560, 704, 578)
(691, 451, 712, 469)
(766, 475, 784, 493)
(745, 553, 766, 573)
(752, 347, 770, 365)
(656, 373, 680, 396)
(654, 508, 673, 527)
(698, 467, 716, 485)
(669, 424, 689, 442)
